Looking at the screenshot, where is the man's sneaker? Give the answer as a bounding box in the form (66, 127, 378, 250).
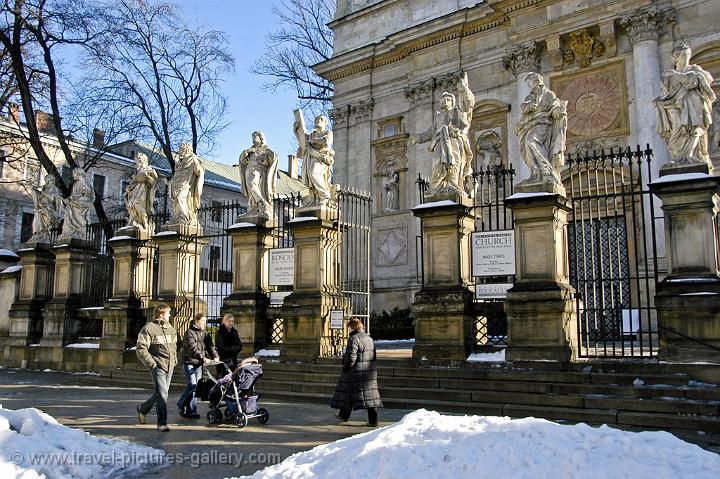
(157, 424, 170, 432)
(136, 405, 146, 425)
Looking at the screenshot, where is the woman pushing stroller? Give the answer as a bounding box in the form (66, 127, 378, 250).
(177, 313, 220, 419)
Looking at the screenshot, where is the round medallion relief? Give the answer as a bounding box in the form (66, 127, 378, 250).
(562, 74, 620, 137)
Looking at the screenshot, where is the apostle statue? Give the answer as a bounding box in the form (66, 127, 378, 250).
(124, 152, 157, 231)
(170, 142, 204, 226)
(409, 72, 476, 199)
(654, 43, 716, 168)
(58, 167, 95, 241)
(239, 131, 278, 219)
(29, 174, 63, 243)
(383, 170, 400, 212)
(515, 72, 568, 185)
(293, 110, 335, 208)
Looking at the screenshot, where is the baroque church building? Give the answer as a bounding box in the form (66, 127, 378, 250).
(316, 0, 720, 313)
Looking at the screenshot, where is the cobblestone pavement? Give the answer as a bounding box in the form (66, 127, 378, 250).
(0, 367, 411, 479)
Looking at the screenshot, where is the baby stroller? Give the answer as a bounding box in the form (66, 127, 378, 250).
(205, 357, 269, 428)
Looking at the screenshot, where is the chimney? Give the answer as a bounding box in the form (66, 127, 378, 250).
(92, 128, 105, 148)
(8, 103, 20, 124)
(288, 154, 299, 179)
(35, 110, 57, 134)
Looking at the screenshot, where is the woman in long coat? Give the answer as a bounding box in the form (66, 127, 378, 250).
(331, 318, 382, 426)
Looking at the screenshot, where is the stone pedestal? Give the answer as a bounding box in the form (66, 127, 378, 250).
(98, 232, 154, 368)
(280, 206, 343, 360)
(411, 197, 475, 361)
(6, 243, 54, 367)
(221, 221, 274, 352)
(504, 192, 576, 362)
(0, 265, 21, 362)
(37, 239, 94, 369)
(650, 173, 720, 361)
(154, 225, 207, 333)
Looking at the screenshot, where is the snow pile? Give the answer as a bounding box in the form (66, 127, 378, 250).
(467, 350, 506, 362)
(254, 349, 280, 357)
(0, 406, 163, 479)
(236, 409, 720, 479)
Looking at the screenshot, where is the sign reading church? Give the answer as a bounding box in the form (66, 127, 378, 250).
(471, 230, 516, 277)
(269, 248, 295, 286)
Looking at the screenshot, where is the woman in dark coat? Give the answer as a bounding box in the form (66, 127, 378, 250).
(177, 313, 219, 418)
(331, 318, 382, 426)
(215, 313, 242, 375)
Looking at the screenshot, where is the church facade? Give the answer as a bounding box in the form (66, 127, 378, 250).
(317, 0, 720, 313)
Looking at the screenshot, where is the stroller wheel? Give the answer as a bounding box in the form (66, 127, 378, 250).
(206, 410, 220, 425)
(235, 413, 248, 428)
(257, 408, 269, 424)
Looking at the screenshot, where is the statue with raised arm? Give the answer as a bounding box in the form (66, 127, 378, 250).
(170, 142, 204, 225)
(124, 152, 158, 231)
(655, 43, 716, 168)
(293, 110, 335, 207)
(515, 72, 568, 185)
(239, 131, 278, 220)
(58, 167, 95, 242)
(29, 175, 63, 243)
(409, 72, 476, 199)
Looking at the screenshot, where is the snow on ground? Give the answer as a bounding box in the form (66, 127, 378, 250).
(254, 349, 280, 357)
(0, 406, 163, 479)
(467, 350, 506, 362)
(234, 409, 720, 479)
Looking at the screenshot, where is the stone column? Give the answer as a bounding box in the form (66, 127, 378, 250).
(154, 226, 207, 334)
(98, 230, 154, 368)
(502, 43, 541, 183)
(6, 243, 54, 367)
(0, 263, 21, 362)
(38, 239, 95, 369)
(411, 198, 475, 361)
(504, 192, 577, 362)
(280, 206, 343, 360)
(650, 174, 720, 362)
(221, 221, 274, 352)
(619, 6, 675, 176)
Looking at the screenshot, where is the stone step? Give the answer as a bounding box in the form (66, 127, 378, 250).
(584, 396, 720, 416)
(617, 411, 720, 432)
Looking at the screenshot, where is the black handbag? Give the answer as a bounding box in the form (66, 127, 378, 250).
(196, 377, 213, 402)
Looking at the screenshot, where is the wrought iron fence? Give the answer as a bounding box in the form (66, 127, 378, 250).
(566, 145, 660, 358)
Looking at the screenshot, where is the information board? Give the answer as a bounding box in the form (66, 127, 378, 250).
(471, 230, 516, 277)
(269, 248, 294, 286)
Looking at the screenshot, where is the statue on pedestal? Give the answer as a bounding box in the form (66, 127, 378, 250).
(409, 72, 476, 199)
(515, 72, 568, 186)
(655, 43, 716, 168)
(124, 152, 157, 231)
(29, 175, 63, 243)
(239, 131, 278, 219)
(293, 110, 335, 208)
(383, 170, 400, 212)
(170, 142, 204, 226)
(58, 167, 95, 241)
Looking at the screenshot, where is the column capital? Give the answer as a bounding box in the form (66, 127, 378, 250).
(404, 78, 435, 104)
(619, 5, 676, 46)
(502, 43, 541, 77)
(328, 104, 350, 129)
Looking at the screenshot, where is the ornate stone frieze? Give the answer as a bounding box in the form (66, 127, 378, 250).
(404, 78, 434, 104)
(435, 71, 464, 93)
(372, 135, 409, 175)
(619, 6, 676, 45)
(350, 98, 374, 124)
(563, 29, 606, 68)
(566, 136, 623, 157)
(329, 105, 350, 129)
(502, 43, 541, 76)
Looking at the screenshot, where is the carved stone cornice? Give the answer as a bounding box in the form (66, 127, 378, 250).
(404, 78, 435, 104)
(619, 5, 676, 46)
(329, 105, 350, 129)
(502, 43, 541, 76)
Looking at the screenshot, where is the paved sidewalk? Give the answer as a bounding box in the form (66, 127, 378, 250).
(0, 367, 411, 479)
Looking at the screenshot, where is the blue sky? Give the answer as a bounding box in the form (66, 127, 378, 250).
(180, 0, 303, 171)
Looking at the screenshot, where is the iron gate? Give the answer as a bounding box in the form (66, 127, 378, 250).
(566, 146, 660, 357)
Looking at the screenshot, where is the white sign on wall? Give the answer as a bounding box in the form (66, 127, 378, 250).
(471, 230, 516, 277)
(475, 283, 513, 300)
(269, 291, 292, 306)
(330, 310, 345, 329)
(269, 248, 295, 286)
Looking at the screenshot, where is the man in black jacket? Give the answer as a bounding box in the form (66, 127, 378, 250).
(215, 313, 242, 376)
(177, 313, 218, 418)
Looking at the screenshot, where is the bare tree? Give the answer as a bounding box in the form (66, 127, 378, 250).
(252, 0, 334, 114)
(80, 0, 235, 172)
(0, 0, 115, 235)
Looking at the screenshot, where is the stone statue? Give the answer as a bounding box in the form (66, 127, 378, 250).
(409, 72, 476, 199)
(383, 170, 400, 212)
(515, 72, 568, 185)
(170, 142, 204, 225)
(709, 100, 720, 160)
(294, 110, 335, 208)
(239, 131, 278, 219)
(476, 130, 504, 172)
(124, 152, 157, 231)
(655, 44, 716, 168)
(58, 167, 95, 241)
(29, 175, 63, 243)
